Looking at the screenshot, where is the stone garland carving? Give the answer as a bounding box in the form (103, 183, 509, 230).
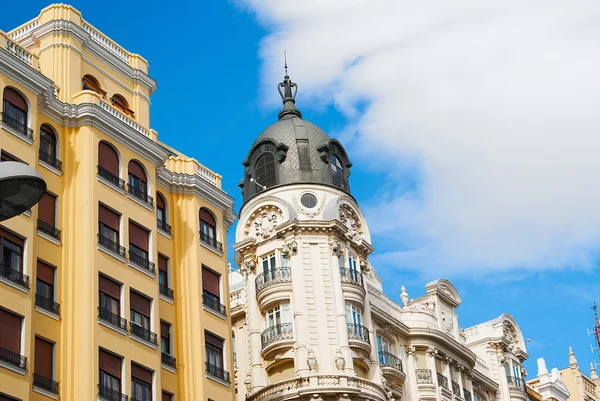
(254, 210, 279, 239)
(339, 205, 362, 242)
(281, 240, 298, 258)
(291, 193, 326, 219)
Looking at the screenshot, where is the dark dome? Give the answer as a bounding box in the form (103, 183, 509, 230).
(239, 73, 352, 204)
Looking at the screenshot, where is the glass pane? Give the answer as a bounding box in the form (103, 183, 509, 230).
(159, 270, 167, 286)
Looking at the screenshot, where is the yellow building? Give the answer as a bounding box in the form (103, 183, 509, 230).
(0, 4, 236, 401)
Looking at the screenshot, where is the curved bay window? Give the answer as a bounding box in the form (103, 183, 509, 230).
(330, 154, 346, 190)
(111, 94, 134, 117)
(82, 74, 105, 97)
(128, 160, 153, 206)
(39, 124, 62, 170)
(2, 87, 32, 139)
(254, 153, 276, 188)
(199, 208, 221, 251)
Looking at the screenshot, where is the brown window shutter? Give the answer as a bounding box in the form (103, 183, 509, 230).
(98, 142, 120, 176)
(128, 222, 148, 252)
(160, 322, 170, 339)
(0, 226, 24, 247)
(131, 363, 153, 384)
(38, 192, 56, 226)
(34, 337, 54, 378)
(3, 87, 27, 112)
(0, 309, 21, 354)
(162, 391, 173, 401)
(99, 349, 122, 379)
(199, 208, 216, 226)
(37, 260, 55, 285)
(98, 205, 120, 232)
(202, 267, 220, 297)
(128, 160, 147, 182)
(99, 275, 121, 300)
(130, 291, 151, 317)
(204, 332, 223, 349)
(157, 193, 166, 210)
(158, 255, 168, 273)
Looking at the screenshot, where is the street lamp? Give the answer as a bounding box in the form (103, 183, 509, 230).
(0, 161, 46, 221)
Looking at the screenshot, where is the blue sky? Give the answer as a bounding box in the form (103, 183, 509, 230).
(3, 0, 600, 378)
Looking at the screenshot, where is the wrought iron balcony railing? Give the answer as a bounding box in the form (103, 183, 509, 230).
(98, 384, 128, 401)
(255, 267, 291, 293)
(129, 248, 155, 274)
(347, 323, 370, 344)
(127, 184, 153, 207)
(331, 172, 347, 190)
(202, 291, 226, 316)
(340, 267, 363, 286)
(206, 361, 230, 383)
(437, 372, 449, 389)
(38, 219, 61, 240)
(130, 322, 157, 345)
(379, 351, 403, 372)
(0, 346, 27, 370)
(159, 284, 174, 300)
(416, 369, 432, 384)
(452, 380, 461, 396)
(157, 219, 171, 235)
(38, 149, 62, 171)
(0, 263, 29, 289)
(507, 376, 526, 392)
(33, 373, 59, 394)
(98, 307, 127, 331)
(1, 112, 33, 139)
(98, 234, 126, 258)
(464, 389, 473, 401)
(35, 293, 60, 315)
(199, 231, 223, 252)
(97, 166, 125, 189)
(161, 352, 176, 369)
(261, 323, 293, 349)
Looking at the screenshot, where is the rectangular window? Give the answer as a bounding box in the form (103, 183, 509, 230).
(0, 308, 22, 356)
(131, 363, 153, 401)
(99, 205, 120, 244)
(36, 260, 55, 300)
(158, 255, 168, 288)
(130, 291, 151, 330)
(345, 303, 362, 325)
(3, 100, 26, 125)
(38, 192, 57, 228)
(377, 335, 391, 364)
(262, 253, 276, 276)
(129, 221, 149, 258)
(266, 303, 290, 327)
(205, 332, 224, 370)
(0, 227, 24, 273)
(1, 150, 19, 162)
(348, 254, 359, 280)
(202, 267, 220, 299)
(161, 391, 173, 401)
(129, 174, 147, 193)
(34, 337, 54, 380)
(99, 349, 122, 392)
(161, 321, 171, 355)
(99, 275, 121, 316)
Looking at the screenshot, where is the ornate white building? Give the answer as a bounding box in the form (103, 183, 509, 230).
(230, 72, 534, 401)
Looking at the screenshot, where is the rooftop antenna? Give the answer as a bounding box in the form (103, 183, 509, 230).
(284, 51, 288, 76)
(587, 301, 600, 367)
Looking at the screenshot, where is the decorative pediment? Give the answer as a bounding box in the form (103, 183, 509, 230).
(244, 205, 284, 240)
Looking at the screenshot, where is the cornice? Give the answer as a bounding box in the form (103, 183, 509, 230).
(472, 368, 499, 392)
(0, 48, 54, 96)
(408, 327, 477, 368)
(369, 303, 410, 337)
(156, 168, 236, 227)
(18, 19, 157, 95)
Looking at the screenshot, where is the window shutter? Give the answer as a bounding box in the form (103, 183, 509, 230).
(157, 194, 166, 210)
(128, 222, 149, 252)
(98, 205, 120, 232)
(199, 208, 216, 226)
(34, 337, 54, 378)
(204, 332, 223, 349)
(0, 309, 21, 354)
(202, 267, 220, 297)
(99, 275, 121, 300)
(37, 260, 55, 285)
(3, 88, 27, 111)
(162, 391, 173, 401)
(38, 192, 56, 226)
(131, 363, 153, 384)
(99, 349, 121, 379)
(130, 291, 151, 317)
(0, 226, 24, 247)
(161, 322, 170, 339)
(98, 142, 119, 176)
(128, 161, 147, 182)
(158, 255, 168, 273)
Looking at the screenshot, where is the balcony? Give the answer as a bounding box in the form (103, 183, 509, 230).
(0, 346, 27, 371)
(159, 284, 174, 300)
(38, 219, 61, 241)
(206, 361, 230, 384)
(161, 352, 176, 369)
(331, 172, 347, 190)
(464, 389, 472, 401)
(452, 380, 461, 397)
(507, 376, 526, 392)
(417, 369, 433, 384)
(97, 166, 125, 190)
(129, 247, 155, 275)
(340, 268, 362, 286)
(38, 149, 62, 171)
(255, 267, 291, 293)
(35, 293, 60, 315)
(33, 373, 59, 395)
(347, 323, 370, 353)
(438, 372, 449, 390)
(261, 323, 293, 349)
(98, 384, 128, 401)
(98, 307, 127, 331)
(1, 112, 33, 141)
(417, 369, 437, 401)
(203, 291, 226, 317)
(199, 231, 223, 253)
(0, 263, 29, 289)
(340, 268, 365, 305)
(127, 184, 153, 207)
(379, 350, 405, 383)
(157, 219, 171, 235)
(130, 322, 157, 345)
(98, 234, 126, 258)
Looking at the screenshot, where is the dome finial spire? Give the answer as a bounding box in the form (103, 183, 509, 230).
(277, 53, 302, 120)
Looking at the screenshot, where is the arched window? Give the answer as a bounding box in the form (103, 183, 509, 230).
(2, 87, 30, 137)
(330, 155, 346, 190)
(39, 124, 61, 171)
(128, 160, 152, 206)
(156, 192, 171, 234)
(82, 75, 104, 96)
(97, 141, 123, 189)
(200, 208, 221, 251)
(255, 153, 276, 188)
(111, 94, 133, 117)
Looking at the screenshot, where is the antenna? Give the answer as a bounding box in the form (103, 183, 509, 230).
(588, 301, 600, 365)
(284, 51, 288, 76)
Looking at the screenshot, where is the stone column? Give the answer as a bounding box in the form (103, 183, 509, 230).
(244, 259, 268, 389)
(363, 283, 382, 383)
(406, 346, 420, 401)
(330, 239, 353, 375)
(427, 347, 439, 387)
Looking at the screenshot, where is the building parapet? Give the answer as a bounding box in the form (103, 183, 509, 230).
(1, 31, 38, 69)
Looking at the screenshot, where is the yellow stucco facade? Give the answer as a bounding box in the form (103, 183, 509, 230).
(0, 4, 236, 401)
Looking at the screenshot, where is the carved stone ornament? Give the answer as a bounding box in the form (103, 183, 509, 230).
(244, 373, 252, 392)
(426, 347, 439, 358)
(291, 193, 326, 219)
(339, 205, 362, 242)
(335, 348, 346, 371)
(307, 349, 317, 371)
(281, 240, 298, 258)
(405, 346, 416, 356)
(502, 321, 515, 345)
(254, 210, 279, 239)
(330, 240, 344, 257)
(241, 258, 257, 275)
(442, 311, 454, 333)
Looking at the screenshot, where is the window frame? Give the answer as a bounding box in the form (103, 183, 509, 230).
(253, 152, 277, 188)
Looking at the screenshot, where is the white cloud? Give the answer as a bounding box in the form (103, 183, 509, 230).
(240, 0, 600, 275)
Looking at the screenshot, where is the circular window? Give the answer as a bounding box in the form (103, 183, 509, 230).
(301, 193, 318, 209)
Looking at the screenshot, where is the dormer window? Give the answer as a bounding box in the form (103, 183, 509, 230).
(330, 155, 346, 190)
(255, 153, 276, 188)
(111, 94, 134, 117)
